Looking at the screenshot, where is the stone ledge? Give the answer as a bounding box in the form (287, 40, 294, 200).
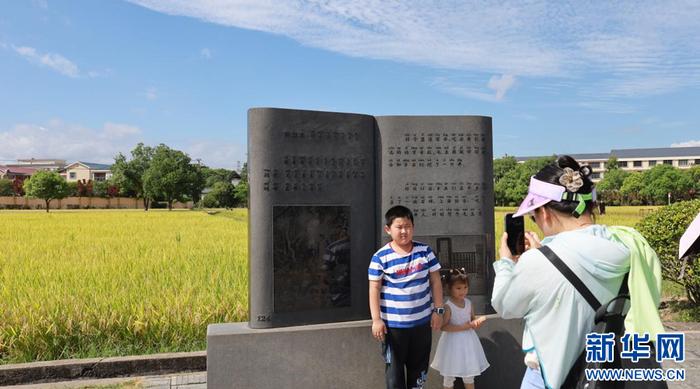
(0, 351, 206, 386)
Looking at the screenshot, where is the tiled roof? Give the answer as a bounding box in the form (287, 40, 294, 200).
(68, 161, 112, 170)
(513, 146, 700, 161)
(610, 147, 700, 159)
(0, 166, 37, 174)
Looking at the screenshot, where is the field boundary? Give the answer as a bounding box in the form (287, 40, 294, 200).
(0, 351, 206, 386)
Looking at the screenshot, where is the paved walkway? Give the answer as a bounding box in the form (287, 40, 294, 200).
(6, 322, 700, 388)
(663, 322, 700, 388)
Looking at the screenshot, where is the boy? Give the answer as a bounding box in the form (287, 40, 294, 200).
(368, 205, 444, 389)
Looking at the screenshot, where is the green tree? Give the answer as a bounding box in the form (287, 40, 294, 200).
(202, 181, 236, 208)
(143, 144, 201, 210)
(203, 167, 238, 188)
(234, 163, 248, 207)
(596, 169, 630, 205)
(93, 180, 115, 198)
(637, 199, 700, 304)
(190, 163, 207, 204)
(640, 165, 694, 204)
(597, 169, 629, 192)
(494, 156, 555, 206)
(605, 156, 619, 171)
(493, 156, 518, 183)
(686, 165, 700, 197)
(24, 171, 70, 212)
(112, 143, 154, 210)
(66, 181, 79, 197)
(620, 172, 645, 205)
(0, 179, 13, 196)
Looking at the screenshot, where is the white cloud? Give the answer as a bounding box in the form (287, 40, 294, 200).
(179, 140, 246, 169)
(12, 45, 79, 78)
(128, 0, 700, 101)
(671, 140, 700, 147)
(145, 87, 158, 100)
(488, 74, 516, 101)
(430, 74, 516, 102)
(200, 48, 212, 59)
(0, 120, 242, 169)
(0, 120, 143, 164)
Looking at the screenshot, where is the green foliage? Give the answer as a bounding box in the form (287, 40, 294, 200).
(0, 179, 13, 196)
(112, 143, 154, 209)
(23, 171, 70, 212)
(636, 199, 700, 305)
(200, 193, 220, 208)
(233, 163, 248, 207)
(93, 180, 112, 198)
(686, 165, 700, 194)
(202, 181, 236, 208)
(66, 181, 79, 197)
(203, 167, 238, 188)
(598, 169, 630, 192)
(493, 156, 555, 206)
(640, 165, 694, 204)
(493, 155, 517, 182)
(620, 172, 646, 205)
(597, 169, 630, 205)
(606, 156, 619, 171)
(143, 144, 203, 210)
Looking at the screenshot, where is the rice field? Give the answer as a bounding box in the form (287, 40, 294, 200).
(0, 210, 247, 364)
(493, 205, 660, 240)
(0, 206, 669, 364)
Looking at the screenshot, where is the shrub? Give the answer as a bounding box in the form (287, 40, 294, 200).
(637, 199, 700, 305)
(0, 179, 13, 196)
(200, 193, 220, 208)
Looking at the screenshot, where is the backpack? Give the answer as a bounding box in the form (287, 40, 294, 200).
(538, 246, 668, 389)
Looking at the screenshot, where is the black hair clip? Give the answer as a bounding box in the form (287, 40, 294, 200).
(579, 165, 592, 177)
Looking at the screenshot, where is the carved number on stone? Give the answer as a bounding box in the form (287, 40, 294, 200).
(257, 315, 272, 322)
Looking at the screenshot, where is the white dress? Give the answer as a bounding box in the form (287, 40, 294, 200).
(431, 298, 490, 377)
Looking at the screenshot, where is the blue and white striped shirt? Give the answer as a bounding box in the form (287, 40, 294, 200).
(368, 241, 441, 328)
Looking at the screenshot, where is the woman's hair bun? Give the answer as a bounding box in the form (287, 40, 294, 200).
(578, 165, 592, 177)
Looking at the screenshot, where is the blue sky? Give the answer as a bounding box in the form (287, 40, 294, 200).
(1, 0, 699, 169)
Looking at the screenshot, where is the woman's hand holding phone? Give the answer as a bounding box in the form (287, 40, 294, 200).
(500, 231, 543, 262)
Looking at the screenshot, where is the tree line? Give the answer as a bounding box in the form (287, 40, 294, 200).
(493, 155, 700, 206)
(0, 143, 248, 211)
(596, 157, 699, 205)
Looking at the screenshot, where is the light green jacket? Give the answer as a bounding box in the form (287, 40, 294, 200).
(492, 225, 664, 389)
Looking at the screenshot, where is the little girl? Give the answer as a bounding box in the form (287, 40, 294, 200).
(430, 269, 490, 389)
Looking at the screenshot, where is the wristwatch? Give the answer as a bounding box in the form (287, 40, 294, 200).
(432, 307, 445, 315)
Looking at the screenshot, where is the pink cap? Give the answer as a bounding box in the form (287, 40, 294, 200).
(679, 211, 700, 259)
(512, 177, 566, 217)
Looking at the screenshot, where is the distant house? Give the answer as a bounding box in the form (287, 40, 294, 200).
(0, 166, 37, 181)
(6, 158, 67, 171)
(231, 170, 242, 186)
(62, 162, 113, 182)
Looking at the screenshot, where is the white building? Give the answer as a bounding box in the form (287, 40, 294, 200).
(515, 146, 700, 182)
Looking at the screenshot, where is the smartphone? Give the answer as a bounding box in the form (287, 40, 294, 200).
(505, 213, 525, 255)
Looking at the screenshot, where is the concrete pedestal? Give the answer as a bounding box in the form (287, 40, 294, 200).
(207, 316, 525, 389)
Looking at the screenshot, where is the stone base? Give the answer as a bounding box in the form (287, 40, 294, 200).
(207, 316, 524, 389)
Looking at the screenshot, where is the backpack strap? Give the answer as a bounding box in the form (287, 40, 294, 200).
(538, 245, 601, 311)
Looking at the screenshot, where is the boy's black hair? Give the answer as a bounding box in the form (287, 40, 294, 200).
(533, 155, 596, 217)
(384, 205, 414, 227)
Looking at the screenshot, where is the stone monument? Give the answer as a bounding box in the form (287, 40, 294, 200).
(207, 108, 524, 389)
